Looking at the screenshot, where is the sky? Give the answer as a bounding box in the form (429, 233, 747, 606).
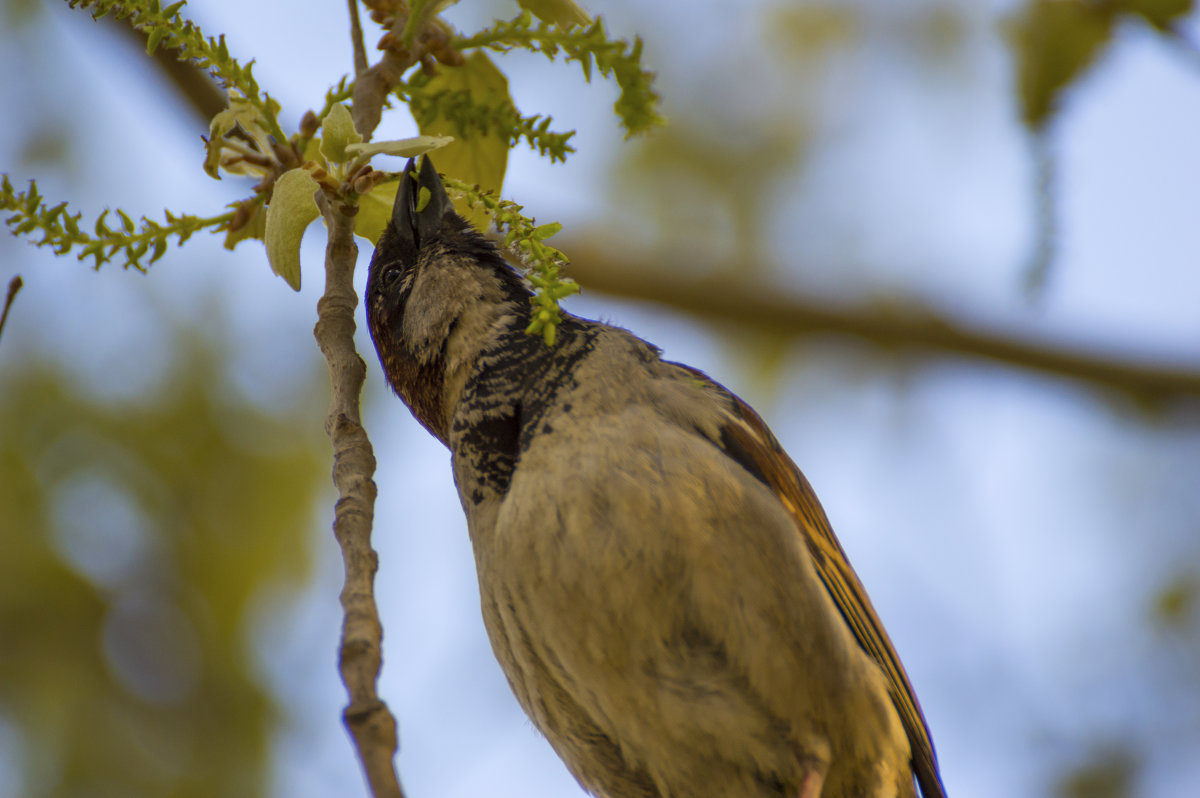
(3, 1, 1200, 797)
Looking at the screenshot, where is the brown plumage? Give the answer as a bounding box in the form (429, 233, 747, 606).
(366, 156, 949, 798)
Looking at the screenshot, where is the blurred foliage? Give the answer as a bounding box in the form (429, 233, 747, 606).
(18, 124, 72, 169)
(1153, 572, 1199, 630)
(1055, 744, 1139, 798)
(0, 339, 325, 798)
(768, 3, 860, 61)
(3, 1, 1200, 797)
(2, 0, 40, 27)
(1007, 0, 1194, 129)
(618, 122, 804, 267)
(1003, 0, 1193, 288)
(1006, 0, 1117, 129)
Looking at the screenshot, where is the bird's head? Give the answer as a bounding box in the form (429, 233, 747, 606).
(366, 155, 530, 443)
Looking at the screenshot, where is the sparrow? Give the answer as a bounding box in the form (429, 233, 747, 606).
(366, 155, 948, 798)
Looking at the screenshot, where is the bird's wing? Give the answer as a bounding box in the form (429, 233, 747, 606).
(676, 365, 948, 798)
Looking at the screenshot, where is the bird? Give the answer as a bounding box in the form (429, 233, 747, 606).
(365, 155, 949, 798)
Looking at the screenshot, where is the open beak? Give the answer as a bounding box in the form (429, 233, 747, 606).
(391, 154, 453, 252)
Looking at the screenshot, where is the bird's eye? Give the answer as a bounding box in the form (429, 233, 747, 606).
(381, 265, 402, 286)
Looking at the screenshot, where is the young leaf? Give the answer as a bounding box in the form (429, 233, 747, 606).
(354, 180, 399, 244)
(319, 103, 362, 164)
(263, 169, 320, 290)
(343, 135, 454, 160)
(517, 0, 591, 27)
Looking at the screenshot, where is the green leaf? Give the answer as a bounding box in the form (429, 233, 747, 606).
(517, 0, 591, 27)
(263, 168, 320, 290)
(319, 103, 362, 164)
(343, 135, 454, 160)
(146, 26, 168, 54)
(352, 180, 398, 244)
(93, 209, 109, 236)
(531, 221, 562, 240)
(414, 51, 510, 229)
(1005, 0, 1115, 129)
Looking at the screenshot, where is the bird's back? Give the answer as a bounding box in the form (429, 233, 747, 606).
(453, 321, 920, 798)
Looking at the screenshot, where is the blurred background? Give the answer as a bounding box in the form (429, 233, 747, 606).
(2, 1, 1200, 797)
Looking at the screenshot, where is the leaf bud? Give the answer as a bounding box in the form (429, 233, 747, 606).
(299, 109, 319, 139)
(230, 202, 251, 232)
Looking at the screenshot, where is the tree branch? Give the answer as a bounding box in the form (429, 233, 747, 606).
(314, 197, 404, 798)
(348, 0, 369, 76)
(108, 16, 227, 124)
(92, 10, 407, 794)
(101, 0, 1200, 410)
(312, 6, 420, 793)
(563, 244, 1200, 406)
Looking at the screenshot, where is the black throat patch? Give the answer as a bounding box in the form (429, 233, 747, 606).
(451, 316, 598, 503)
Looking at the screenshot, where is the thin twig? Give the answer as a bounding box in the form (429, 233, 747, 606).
(0, 276, 23, 345)
(314, 196, 404, 798)
(310, 4, 425, 792)
(351, 48, 411, 141)
(348, 0, 369, 76)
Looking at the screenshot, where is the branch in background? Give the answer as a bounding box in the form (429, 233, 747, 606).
(82, 0, 286, 139)
(110, 15, 227, 124)
(105, 13, 1200, 410)
(52, 12, 1200, 412)
(563, 243, 1200, 406)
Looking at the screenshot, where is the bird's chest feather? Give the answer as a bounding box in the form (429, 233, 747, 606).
(447, 320, 604, 512)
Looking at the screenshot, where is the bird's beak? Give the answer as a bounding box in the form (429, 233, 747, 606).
(391, 154, 454, 252)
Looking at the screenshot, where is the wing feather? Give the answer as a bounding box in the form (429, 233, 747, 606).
(679, 365, 948, 798)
